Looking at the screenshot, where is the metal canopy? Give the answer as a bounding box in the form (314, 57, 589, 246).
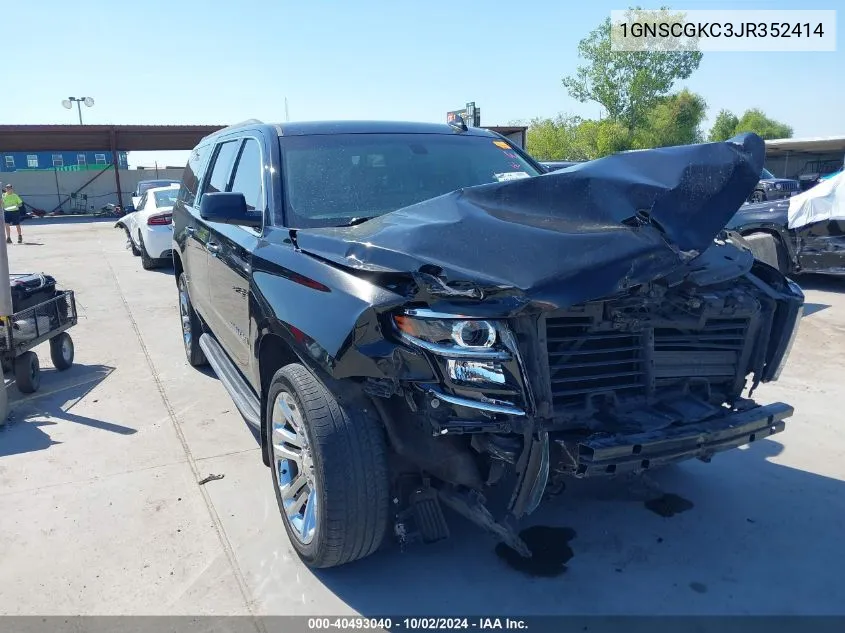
(0, 124, 226, 152)
(765, 136, 845, 156)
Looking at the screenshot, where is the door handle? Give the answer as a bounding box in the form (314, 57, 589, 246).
(206, 242, 220, 254)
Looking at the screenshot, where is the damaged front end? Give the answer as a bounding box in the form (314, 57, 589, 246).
(293, 133, 805, 556)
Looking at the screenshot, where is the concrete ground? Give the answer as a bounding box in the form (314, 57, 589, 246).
(0, 219, 843, 616)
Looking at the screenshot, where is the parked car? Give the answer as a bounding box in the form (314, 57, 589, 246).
(116, 184, 179, 269)
(796, 159, 842, 191)
(173, 122, 803, 569)
(728, 169, 845, 276)
(749, 167, 799, 203)
(130, 178, 181, 210)
(540, 160, 582, 172)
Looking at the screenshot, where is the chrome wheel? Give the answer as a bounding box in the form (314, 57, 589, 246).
(272, 390, 318, 544)
(178, 280, 192, 352)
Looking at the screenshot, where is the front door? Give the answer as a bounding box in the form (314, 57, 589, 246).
(206, 137, 266, 375)
(795, 220, 845, 274)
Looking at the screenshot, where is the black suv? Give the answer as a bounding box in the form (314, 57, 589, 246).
(749, 167, 799, 203)
(172, 122, 803, 569)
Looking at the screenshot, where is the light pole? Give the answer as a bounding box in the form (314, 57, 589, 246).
(61, 97, 95, 125)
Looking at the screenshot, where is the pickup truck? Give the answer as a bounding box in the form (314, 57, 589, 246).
(172, 122, 803, 569)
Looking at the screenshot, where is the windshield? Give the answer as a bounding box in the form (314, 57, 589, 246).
(761, 168, 775, 179)
(139, 180, 179, 195)
(153, 189, 178, 207)
(280, 133, 542, 228)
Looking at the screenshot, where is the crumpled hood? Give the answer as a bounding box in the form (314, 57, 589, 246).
(293, 133, 765, 308)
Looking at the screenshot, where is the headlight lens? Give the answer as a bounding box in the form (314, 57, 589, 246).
(393, 313, 508, 358)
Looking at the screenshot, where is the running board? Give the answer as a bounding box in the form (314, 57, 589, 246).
(199, 334, 261, 427)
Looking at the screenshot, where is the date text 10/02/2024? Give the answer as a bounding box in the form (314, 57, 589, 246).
(307, 617, 530, 630)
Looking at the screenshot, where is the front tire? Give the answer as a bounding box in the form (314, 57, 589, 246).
(266, 363, 390, 568)
(50, 332, 74, 371)
(126, 228, 140, 256)
(750, 189, 766, 203)
(178, 274, 207, 367)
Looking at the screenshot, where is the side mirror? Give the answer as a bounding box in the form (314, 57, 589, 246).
(199, 192, 262, 228)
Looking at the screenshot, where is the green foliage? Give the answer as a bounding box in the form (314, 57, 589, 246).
(708, 109, 740, 141)
(707, 108, 793, 141)
(562, 10, 703, 131)
(634, 90, 707, 148)
(734, 109, 793, 140)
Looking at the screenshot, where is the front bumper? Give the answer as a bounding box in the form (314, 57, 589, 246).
(551, 402, 793, 478)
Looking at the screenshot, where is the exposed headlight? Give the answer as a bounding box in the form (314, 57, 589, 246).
(393, 311, 510, 359)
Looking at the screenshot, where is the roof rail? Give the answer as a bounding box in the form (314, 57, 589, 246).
(202, 119, 264, 140)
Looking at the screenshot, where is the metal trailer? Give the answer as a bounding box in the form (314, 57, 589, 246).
(0, 291, 78, 394)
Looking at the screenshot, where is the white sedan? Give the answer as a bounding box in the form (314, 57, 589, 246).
(116, 184, 179, 270)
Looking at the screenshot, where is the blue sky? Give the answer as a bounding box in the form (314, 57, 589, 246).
(3, 0, 841, 167)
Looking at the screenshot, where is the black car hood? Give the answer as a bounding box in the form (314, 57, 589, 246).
(293, 133, 765, 310)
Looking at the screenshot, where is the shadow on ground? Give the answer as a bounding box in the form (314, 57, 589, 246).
(309, 437, 843, 615)
(1, 363, 131, 458)
(795, 273, 844, 294)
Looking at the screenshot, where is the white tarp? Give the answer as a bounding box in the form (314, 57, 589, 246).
(787, 170, 845, 229)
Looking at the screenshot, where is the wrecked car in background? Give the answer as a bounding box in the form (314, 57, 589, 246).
(728, 169, 845, 276)
(173, 121, 804, 569)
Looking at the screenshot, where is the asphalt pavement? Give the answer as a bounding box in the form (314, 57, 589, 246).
(0, 220, 843, 616)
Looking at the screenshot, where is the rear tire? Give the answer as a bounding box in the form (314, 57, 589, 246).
(50, 332, 74, 371)
(178, 274, 207, 367)
(266, 363, 390, 568)
(14, 351, 40, 394)
(139, 234, 157, 270)
(742, 231, 789, 275)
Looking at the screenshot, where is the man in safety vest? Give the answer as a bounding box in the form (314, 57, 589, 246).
(2, 183, 24, 244)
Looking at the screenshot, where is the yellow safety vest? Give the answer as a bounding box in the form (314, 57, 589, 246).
(3, 192, 23, 211)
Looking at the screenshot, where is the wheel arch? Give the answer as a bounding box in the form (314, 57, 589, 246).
(173, 250, 184, 286)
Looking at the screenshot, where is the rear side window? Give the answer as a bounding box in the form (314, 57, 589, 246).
(229, 139, 265, 217)
(202, 141, 241, 198)
(179, 144, 212, 206)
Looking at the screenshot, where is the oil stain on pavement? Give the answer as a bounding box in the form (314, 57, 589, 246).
(495, 526, 577, 577)
(644, 493, 694, 517)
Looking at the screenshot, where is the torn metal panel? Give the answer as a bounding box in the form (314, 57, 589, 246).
(293, 133, 765, 310)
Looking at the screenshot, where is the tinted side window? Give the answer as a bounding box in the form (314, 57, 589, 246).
(179, 144, 212, 206)
(229, 139, 265, 219)
(202, 141, 241, 198)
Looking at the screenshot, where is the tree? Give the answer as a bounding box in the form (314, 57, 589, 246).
(734, 109, 793, 140)
(562, 10, 703, 131)
(526, 114, 581, 160)
(708, 110, 739, 142)
(635, 90, 708, 148)
(707, 108, 792, 141)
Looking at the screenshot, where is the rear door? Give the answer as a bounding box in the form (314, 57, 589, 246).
(206, 137, 265, 374)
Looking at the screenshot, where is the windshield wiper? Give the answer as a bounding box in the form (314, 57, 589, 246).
(337, 216, 375, 227)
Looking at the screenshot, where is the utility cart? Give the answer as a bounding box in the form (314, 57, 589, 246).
(0, 290, 78, 393)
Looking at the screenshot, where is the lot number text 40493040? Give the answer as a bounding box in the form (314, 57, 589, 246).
(307, 617, 529, 631)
